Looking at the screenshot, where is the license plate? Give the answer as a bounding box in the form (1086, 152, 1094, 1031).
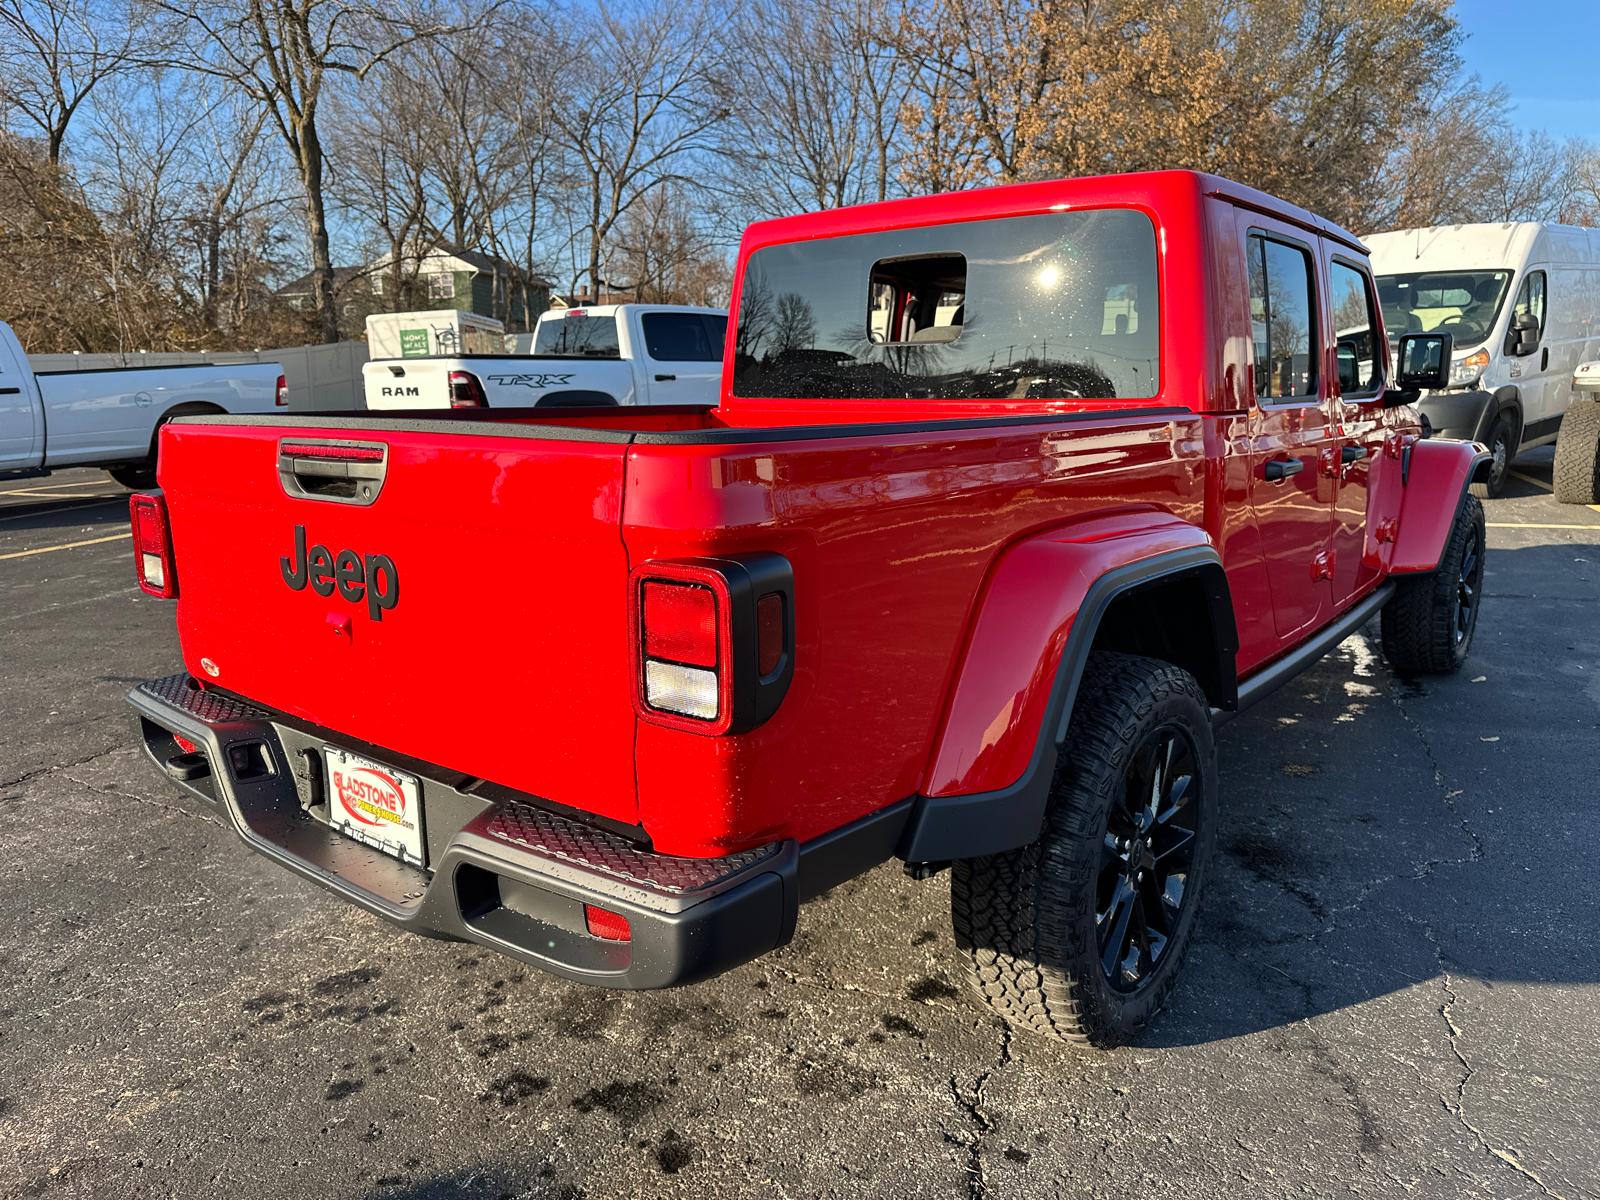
(324, 747, 426, 866)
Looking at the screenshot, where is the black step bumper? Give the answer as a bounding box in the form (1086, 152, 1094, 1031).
(127, 674, 825, 989)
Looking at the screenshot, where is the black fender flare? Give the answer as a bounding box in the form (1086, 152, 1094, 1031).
(897, 545, 1235, 863)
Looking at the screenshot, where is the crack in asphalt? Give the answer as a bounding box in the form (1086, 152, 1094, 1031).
(0, 744, 128, 793)
(62, 770, 224, 828)
(947, 1068, 994, 1199)
(1386, 666, 1486, 872)
(1427, 927, 1568, 1199)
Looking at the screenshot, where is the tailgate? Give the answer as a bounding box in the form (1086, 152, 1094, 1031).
(158, 419, 638, 825)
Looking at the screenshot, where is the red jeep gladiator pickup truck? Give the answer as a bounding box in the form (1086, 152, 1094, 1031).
(127, 171, 1487, 1045)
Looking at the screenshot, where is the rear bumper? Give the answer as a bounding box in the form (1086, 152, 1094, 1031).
(127, 673, 803, 989)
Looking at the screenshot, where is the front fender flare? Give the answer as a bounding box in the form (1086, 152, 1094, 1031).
(899, 514, 1235, 863)
(1389, 438, 1491, 574)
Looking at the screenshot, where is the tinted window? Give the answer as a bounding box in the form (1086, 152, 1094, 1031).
(534, 314, 620, 357)
(731, 209, 1159, 401)
(1248, 233, 1318, 399)
(642, 312, 726, 362)
(1375, 270, 1510, 349)
(1331, 260, 1384, 394)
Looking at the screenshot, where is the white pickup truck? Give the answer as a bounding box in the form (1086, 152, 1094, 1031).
(0, 320, 286, 487)
(363, 304, 727, 410)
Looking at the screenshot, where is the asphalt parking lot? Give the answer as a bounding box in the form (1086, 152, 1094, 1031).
(2, 456, 1598, 1200)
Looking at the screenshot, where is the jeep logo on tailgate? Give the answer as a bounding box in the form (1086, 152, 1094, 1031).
(280, 525, 399, 620)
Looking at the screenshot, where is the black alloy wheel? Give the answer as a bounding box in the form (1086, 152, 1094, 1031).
(1097, 726, 1202, 993)
(1453, 517, 1484, 646)
(950, 653, 1218, 1046)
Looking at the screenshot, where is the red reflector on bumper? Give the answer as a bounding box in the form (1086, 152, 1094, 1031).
(174, 734, 198, 754)
(584, 904, 631, 942)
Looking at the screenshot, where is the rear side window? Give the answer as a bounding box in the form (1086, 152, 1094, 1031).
(1330, 260, 1384, 395)
(535, 314, 620, 357)
(642, 312, 727, 362)
(1248, 233, 1318, 399)
(731, 208, 1159, 401)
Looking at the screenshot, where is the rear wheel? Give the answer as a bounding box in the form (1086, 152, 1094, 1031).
(1469, 414, 1516, 499)
(1553, 401, 1600, 504)
(950, 653, 1218, 1047)
(1380, 495, 1485, 674)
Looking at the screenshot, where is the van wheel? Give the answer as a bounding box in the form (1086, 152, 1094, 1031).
(106, 464, 157, 489)
(949, 653, 1217, 1047)
(1469, 414, 1516, 499)
(1553, 401, 1600, 504)
(1380, 495, 1485, 674)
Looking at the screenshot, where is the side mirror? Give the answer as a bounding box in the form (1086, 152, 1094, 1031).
(1395, 331, 1452, 392)
(1509, 312, 1540, 356)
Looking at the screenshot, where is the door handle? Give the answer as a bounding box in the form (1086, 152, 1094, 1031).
(1264, 458, 1305, 482)
(1541, 348, 1548, 372)
(0, 387, 20, 395)
(1341, 446, 1367, 463)
(654, 374, 676, 382)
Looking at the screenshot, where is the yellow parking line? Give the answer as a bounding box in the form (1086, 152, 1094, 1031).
(0, 533, 127, 561)
(1506, 470, 1553, 492)
(0, 480, 121, 496)
(1487, 522, 1600, 530)
(1590, 504, 1600, 515)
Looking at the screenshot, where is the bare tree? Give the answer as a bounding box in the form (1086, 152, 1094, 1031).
(0, 0, 149, 164)
(720, 0, 910, 218)
(552, 0, 729, 297)
(154, 0, 458, 341)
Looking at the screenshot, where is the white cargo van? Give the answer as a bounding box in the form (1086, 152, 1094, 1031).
(1366, 222, 1600, 497)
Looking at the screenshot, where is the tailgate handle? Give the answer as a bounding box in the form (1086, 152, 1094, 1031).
(278, 438, 388, 505)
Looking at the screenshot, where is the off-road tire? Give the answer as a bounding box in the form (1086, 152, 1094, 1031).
(1553, 400, 1600, 505)
(950, 653, 1218, 1047)
(105, 463, 156, 489)
(1380, 494, 1485, 674)
(1469, 414, 1517, 499)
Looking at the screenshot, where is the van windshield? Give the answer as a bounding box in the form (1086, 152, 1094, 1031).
(534, 314, 621, 357)
(731, 208, 1160, 401)
(1374, 270, 1511, 350)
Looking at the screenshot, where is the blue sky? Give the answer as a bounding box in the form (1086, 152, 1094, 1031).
(1454, 0, 1599, 140)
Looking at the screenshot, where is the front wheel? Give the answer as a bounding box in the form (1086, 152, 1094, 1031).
(1380, 494, 1485, 674)
(105, 464, 157, 489)
(1469, 414, 1516, 500)
(950, 653, 1218, 1047)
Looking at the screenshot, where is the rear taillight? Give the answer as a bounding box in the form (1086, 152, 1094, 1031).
(130, 491, 177, 598)
(275, 374, 288, 406)
(584, 904, 631, 941)
(448, 370, 487, 408)
(630, 554, 795, 735)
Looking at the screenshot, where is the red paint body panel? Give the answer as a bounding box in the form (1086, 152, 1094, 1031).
(924, 513, 1213, 798)
(146, 171, 1477, 867)
(159, 422, 641, 826)
(1389, 438, 1489, 573)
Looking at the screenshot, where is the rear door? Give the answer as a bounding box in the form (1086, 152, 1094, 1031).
(636, 310, 726, 404)
(1239, 216, 1338, 640)
(159, 419, 640, 826)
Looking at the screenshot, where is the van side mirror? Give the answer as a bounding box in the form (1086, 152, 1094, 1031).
(1392, 332, 1452, 399)
(1509, 311, 1540, 356)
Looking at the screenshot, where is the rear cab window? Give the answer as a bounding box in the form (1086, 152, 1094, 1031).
(731, 208, 1160, 403)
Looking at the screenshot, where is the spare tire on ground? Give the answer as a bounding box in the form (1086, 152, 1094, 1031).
(1553, 401, 1600, 504)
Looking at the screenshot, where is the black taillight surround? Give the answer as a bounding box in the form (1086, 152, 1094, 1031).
(629, 553, 795, 736)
